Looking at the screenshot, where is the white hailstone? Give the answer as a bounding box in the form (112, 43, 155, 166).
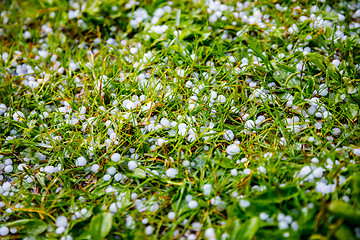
(183, 160, 190, 167)
(203, 184, 212, 196)
(314, 122, 322, 129)
(188, 234, 197, 240)
(91, 164, 100, 172)
(313, 167, 325, 178)
(4, 159, 12, 165)
(114, 173, 123, 181)
(130, 47, 138, 55)
(23, 31, 31, 39)
(0, 103, 7, 115)
(0, 226, 9, 236)
(188, 200, 198, 209)
(291, 221, 299, 231)
(318, 84, 328, 96)
(103, 174, 111, 181)
(239, 199, 250, 208)
(142, 218, 148, 224)
(299, 165, 312, 177)
(332, 59, 341, 68)
(56, 227, 65, 234)
(226, 144, 240, 155)
(243, 169, 251, 175)
(56, 216, 68, 227)
(223, 130, 234, 141)
(107, 167, 116, 175)
(69, 62, 76, 71)
(257, 166, 266, 174)
(2, 182, 11, 191)
(185, 195, 193, 202)
(231, 169, 238, 176)
(145, 226, 154, 235)
(168, 211, 176, 220)
(259, 212, 269, 220)
(109, 203, 118, 213)
(13, 111, 25, 122)
(244, 120, 256, 130)
(218, 95, 226, 103)
(4, 165, 13, 173)
(160, 118, 171, 128)
(353, 149, 360, 156)
(75, 156, 87, 167)
(279, 221, 289, 229)
(156, 138, 166, 146)
(127, 161, 137, 170)
(111, 153, 121, 162)
(166, 168, 178, 178)
(205, 228, 216, 240)
(285, 215, 292, 224)
(44, 166, 55, 174)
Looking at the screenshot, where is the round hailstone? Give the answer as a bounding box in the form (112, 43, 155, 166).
(13, 111, 25, 122)
(2, 182, 11, 191)
(204, 228, 216, 240)
(259, 212, 269, 220)
(243, 169, 251, 175)
(231, 169, 238, 176)
(4, 165, 13, 173)
(56, 216, 68, 227)
(111, 153, 121, 162)
(223, 130, 234, 141)
(128, 161, 138, 170)
(188, 200, 198, 209)
(55, 227, 65, 234)
(103, 174, 111, 181)
(145, 226, 154, 235)
(203, 184, 212, 196)
(353, 148, 360, 156)
(156, 138, 166, 146)
(0, 226, 9, 236)
(75, 156, 87, 167)
(167, 211, 176, 220)
(244, 120, 256, 130)
(166, 168, 178, 178)
(226, 144, 240, 155)
(109, 203, 118, 213)
(239, 199, 250, 208)
(107, 167, 117, 175)
(91, 164, 100, 172)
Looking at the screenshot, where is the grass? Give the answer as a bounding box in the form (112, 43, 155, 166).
(0, 0, 360, 239)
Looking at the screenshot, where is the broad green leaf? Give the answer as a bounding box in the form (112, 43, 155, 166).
(89, 212, 113, 240)
(3, 219, 47, 237)
(215, 156, 235, 169)
(130, 168, 146, 178)
(251, 184, 299, 204)
(328, 201, 360, 223)
(335, 224, 355, 240)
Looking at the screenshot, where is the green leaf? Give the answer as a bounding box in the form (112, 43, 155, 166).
(346, 102, 359, 119)
(232, 217, 260, 240)
(242, 217, 260, 239)
(89, 212, 113, 240)
(335, 224, 355, 240)
(251, 184, 299, 204)
(130, 168, 146, 178)
(307, 52, 327, 71)
(215, 156, 235, 169)
(3, 219, 47, 237)
(328, 201, 360, 223)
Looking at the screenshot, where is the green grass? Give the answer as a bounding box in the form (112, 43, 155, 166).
(0, 0, 360, 239)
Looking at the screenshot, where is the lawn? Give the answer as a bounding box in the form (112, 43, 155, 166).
(0, 0, 360, 239)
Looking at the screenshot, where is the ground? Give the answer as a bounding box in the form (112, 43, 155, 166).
(0, 0, 360, 239)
